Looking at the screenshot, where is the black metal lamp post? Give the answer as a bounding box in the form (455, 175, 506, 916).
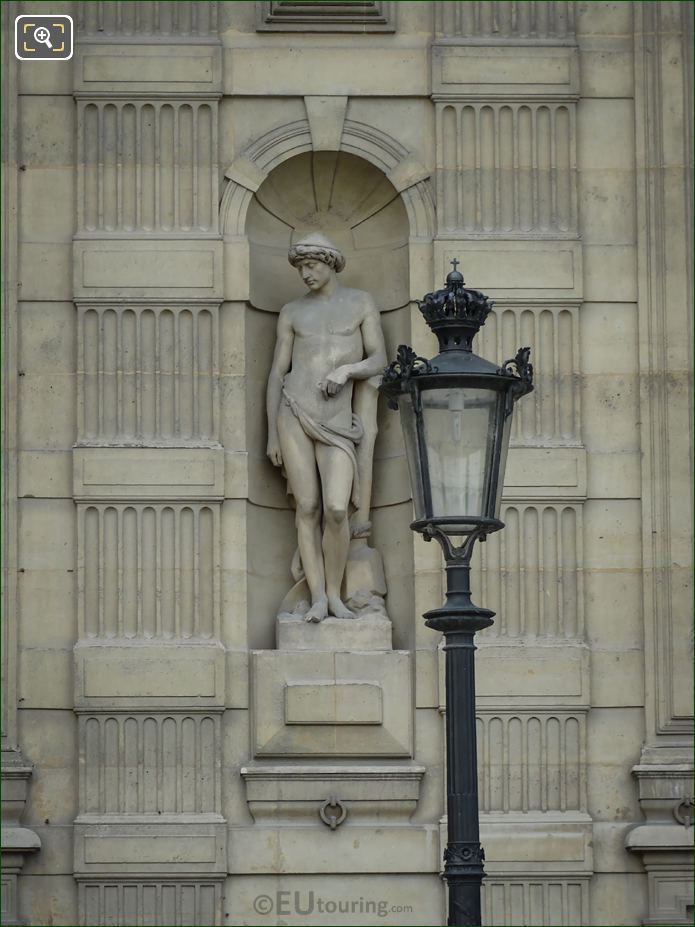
(379, 261, 533, 927)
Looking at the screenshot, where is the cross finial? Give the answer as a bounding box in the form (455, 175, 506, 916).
(450, 258, 460, 272)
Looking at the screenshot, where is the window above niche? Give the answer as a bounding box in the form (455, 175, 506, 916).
(256, 1, 395, 33)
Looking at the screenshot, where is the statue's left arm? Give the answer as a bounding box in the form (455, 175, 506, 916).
(321, 297, 386, 396)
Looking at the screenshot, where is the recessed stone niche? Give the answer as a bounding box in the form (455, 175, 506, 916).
(243, 150, 416, 650)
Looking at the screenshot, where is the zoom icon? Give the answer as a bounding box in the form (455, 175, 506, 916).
(15, 15, 73, 61)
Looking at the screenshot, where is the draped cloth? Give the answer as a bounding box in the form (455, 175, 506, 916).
(281, 385, 363, 509)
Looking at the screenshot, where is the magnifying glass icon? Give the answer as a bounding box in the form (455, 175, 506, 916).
(34, 26, 53, 49)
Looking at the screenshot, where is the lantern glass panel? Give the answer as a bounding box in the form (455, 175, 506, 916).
(400, 386, 509, 527)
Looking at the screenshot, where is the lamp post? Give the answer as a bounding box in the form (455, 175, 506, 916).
(379, 262, 533, 927)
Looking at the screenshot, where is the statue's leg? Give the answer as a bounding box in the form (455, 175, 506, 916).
(277, 407, 328, 622)
(315, 444, 355, 619)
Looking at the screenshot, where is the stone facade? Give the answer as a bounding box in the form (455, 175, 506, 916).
(1, 2, 692, 925)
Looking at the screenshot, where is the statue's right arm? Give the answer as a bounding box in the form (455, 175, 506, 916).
(266, 306, 294, 467)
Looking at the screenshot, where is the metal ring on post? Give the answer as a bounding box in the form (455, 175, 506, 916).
(319, 796, 347, 830)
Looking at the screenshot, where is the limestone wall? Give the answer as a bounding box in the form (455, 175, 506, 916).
(2, 2, 692, 925)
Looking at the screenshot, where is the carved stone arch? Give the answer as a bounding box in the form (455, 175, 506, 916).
(219, 117, 435, 243)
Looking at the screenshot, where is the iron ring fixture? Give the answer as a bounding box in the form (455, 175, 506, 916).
(319, 796, 347, 830)
(673, 797, 694, 828)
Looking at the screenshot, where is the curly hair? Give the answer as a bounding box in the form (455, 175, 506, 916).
(287, 242, 346, 273)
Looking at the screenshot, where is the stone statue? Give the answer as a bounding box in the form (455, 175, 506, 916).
(267, 234, 387, 623)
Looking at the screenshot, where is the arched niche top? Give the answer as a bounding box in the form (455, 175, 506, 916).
(220, 117, 435, 256)
(245, 151, 411, 312)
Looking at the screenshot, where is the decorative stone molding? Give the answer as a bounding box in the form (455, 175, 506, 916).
(432, 45, 579, 101)
(74, 240, 224, 300)
(2, 8, 41, 922)
(251, 650, 413, 757)
(220, 118, 434, 243)
(256, 1, 395, 33)
(476, 711, 587, 812)
(0, 755, 41, 927)
(633, 0, 694, 743)
(77, 880, 223, 927)
(72, 16, 228, 921)
(435, 101, 577, 237)
(625, 9, 693, 922)
(626, 764, 694, 925)
(304, 95, 348, 152)
(76, 100, 220, 236)
(241, 764, 425, 824)
(75, 302, 220, 445)
(473, 503, 584, 639)
(434, 240, 582, 304)
(434, 1, 576, 43)
(477, 306, 582, 445)
(76, 2, 219, 40)
(75, 46, 222, 97)
(481, 875, 589, 926)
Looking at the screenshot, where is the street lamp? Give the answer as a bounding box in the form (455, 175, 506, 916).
(379, 261, 533, 927)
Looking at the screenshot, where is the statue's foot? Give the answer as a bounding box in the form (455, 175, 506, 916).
(328, 596, 356, 620)
(305, 598, 328, 623)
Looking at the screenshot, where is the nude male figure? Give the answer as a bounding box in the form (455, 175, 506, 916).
(266, 234, 387, 623)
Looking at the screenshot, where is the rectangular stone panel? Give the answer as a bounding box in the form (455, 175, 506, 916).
(75, 45, 222, 93)
(503, 449, 586, 498)
(76, 100, 219, 235)
(75, 642, 225, 707)
(77, 303, 219, 443)
(433, 46, 579, 98)
(473, 643, 589, 704)
(477, 305, 582, 445)
(252, 650, 412, 757)
(284, 683, 383, 725)
(77, 503, 220, 640)
(74, 448, 224, 501)
(74, 822, 227, 875)
(76, 1, 219, 36)
(86, 835, 216, 865)
(78, 880, 223, 927)
(481, 876, 589, 926)
(476, 711, 588, 813)
(435, 1, 576, 40)
(74, 241, 223, 299)
(225, 47, 428, 97)
(79, 712, 222, 815)
(436, 102, 577, 236)
(435, 241, 582, 301)
(472, 503, 584, 640)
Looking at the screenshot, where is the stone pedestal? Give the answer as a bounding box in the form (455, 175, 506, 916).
(0, 751, 40, 926)
(626, 762, 694, 925)
(277, 612, 393, 651)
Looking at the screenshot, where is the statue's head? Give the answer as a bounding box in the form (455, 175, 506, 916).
(288, 233, 345, 272)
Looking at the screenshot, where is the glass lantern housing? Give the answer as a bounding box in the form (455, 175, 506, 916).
(380, 264, 533, 541)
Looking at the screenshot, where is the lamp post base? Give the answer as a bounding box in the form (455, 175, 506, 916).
(445, 842, 486, 927)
